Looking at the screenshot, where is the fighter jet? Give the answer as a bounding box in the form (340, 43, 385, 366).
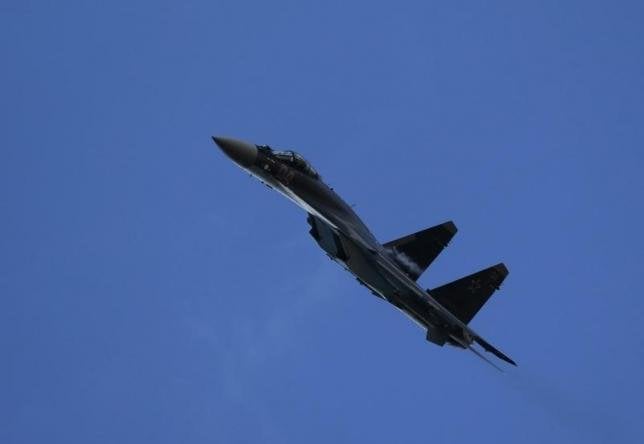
(213, 136, 516, 368)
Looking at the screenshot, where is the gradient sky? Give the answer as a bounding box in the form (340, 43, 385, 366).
(2, 1, 644, 443)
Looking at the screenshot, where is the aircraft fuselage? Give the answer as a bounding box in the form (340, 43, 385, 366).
(212, 136, 517, 367)
(216, 138, 460, 344)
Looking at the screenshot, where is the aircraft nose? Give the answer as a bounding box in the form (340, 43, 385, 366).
(212, 136, 258, 167)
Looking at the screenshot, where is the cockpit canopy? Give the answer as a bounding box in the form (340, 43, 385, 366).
(271, 149, 320, 179)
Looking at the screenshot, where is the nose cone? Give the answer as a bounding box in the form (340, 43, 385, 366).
(212, 136, 258, 167)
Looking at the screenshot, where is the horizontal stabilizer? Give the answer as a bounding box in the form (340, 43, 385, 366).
(383, 221, 457, 280)
(474, 336, 517, 366)
(428, 263, 509, 324)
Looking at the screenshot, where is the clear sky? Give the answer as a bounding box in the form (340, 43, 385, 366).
(2, 1, 644, 443)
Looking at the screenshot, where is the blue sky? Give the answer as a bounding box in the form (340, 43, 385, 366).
(2, 1, 644, 443)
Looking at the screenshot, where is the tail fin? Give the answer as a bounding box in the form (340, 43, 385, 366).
(383, 221, 457, 280)
(428, 263, 509, 324)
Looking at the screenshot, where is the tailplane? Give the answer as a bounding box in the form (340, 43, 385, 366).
(474, 336, 517, 366)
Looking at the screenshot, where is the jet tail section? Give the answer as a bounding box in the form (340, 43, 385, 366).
(428, 263, 509, 325)
(474, 336, 517, 366)
(383, 221, 457, 280)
